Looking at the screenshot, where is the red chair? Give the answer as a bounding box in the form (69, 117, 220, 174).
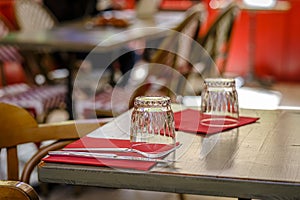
(0, 13, 26, 86)
(0, 0, 19, 30)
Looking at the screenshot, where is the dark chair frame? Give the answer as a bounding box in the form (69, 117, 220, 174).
(199, 2, 240, 77)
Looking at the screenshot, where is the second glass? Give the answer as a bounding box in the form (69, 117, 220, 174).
(201, 78, 239, 127)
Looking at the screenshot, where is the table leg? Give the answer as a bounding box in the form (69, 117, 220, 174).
(178, 193, 185, 200)
(0, 61, 7, 86)
(245, 10, 257, 83)
(244, 10, 274, 87)
(18, 51, 39, 85)
(66, 66, 73, 120)
(65, 53, 77, 120)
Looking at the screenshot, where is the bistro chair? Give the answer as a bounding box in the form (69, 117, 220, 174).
(146, 2, 206, 99)
(82, 3, 206, 118)
(198, 2, 240, 78)
(0, 102, 103, 184)
(0, 180, 39, 200)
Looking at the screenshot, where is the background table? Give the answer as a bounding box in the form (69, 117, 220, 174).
(1, 10, 185, 52)
(38, 106, 300, 199)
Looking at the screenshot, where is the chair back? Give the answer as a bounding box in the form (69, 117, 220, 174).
(0, 180, 39, 200)
(0, 102, 102, 183)
(86, 3, 206, 118)
(143, 3, 206, 99)
(199, 2, 239, 76)
(14, 0, 57, 31)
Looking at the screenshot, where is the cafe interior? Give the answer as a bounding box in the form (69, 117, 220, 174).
(0, 0, 300, 199)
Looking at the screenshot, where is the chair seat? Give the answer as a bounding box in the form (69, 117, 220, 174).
(0, 180, 39, 200)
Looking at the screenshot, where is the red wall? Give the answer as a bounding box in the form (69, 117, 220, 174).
(226, 0, 300, 82)
(0, 0, 19, 30)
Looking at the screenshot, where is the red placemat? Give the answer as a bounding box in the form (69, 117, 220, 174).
(42, 137, 174, 171)
(174, 109, 259, 134)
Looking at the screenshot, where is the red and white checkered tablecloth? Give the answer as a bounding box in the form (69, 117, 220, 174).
(79, 87, 131, 118)
(0, 83, 66, 118)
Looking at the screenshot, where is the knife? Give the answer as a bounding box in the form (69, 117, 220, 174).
(62, 143, 182, 159)
(48, 151, 175, 164)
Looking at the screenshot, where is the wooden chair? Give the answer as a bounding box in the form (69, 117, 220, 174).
(146, 3, 205, 99)
(0, 180, 39, 200)
(198, 2, 240, 77)
(0, 102, 104, 184)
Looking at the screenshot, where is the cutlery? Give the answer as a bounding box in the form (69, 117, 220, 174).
(62, 143, 182, 159)
(48, 151, 175, 164)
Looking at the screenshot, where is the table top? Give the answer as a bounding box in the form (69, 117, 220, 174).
(38, 105, 300, 199)
(0, 10, 185, 52)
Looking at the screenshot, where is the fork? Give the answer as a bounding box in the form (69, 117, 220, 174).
(63, 143, 182, 159)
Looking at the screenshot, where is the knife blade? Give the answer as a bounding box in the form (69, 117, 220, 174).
(48, 151, 175, 164)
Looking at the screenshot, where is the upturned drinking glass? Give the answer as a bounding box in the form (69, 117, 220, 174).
(130, 96, 176, 148)
(200, 78, 239, 127)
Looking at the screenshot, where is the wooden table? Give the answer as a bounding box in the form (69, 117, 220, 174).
(38, 106, 300, 199)
(0, 10, 186, 119)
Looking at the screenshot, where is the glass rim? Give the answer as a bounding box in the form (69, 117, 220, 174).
(135, 96, 170, 101)
(204, 78, 236, 83)
(134, 96, 171, 107)
(204, 78, 236, 87)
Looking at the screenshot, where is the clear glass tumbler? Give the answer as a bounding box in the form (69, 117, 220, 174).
(200, 78, 239, 127)
(130, 96, 176, 148)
